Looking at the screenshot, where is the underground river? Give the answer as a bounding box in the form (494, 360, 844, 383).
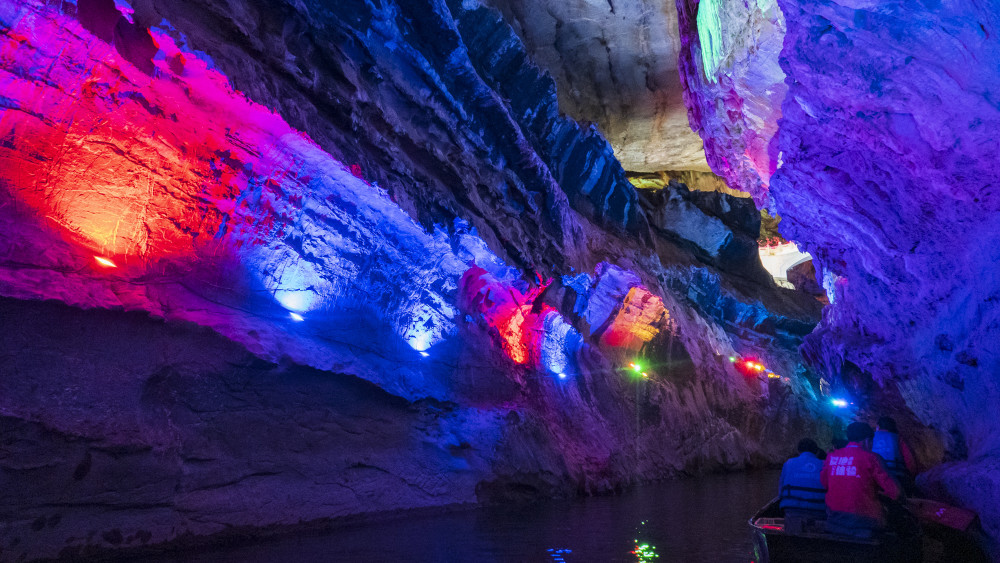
(136, 471, 779, 562)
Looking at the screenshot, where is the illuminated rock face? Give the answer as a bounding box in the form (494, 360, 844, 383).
(0, 0, 826, 558)
(678, 0, 1000, 544)
(774, 0, 1000, 540)
(675, 0, 786, 205)
(484, 0, 710, 172)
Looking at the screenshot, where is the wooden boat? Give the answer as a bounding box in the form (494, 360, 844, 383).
(748, 497, 922, 563)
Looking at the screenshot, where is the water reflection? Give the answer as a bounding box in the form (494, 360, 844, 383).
(547, 547, 572, 562)
(142, 471, 778, 562)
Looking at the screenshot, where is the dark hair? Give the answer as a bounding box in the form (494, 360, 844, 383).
(797, 438, 819, 454)
(846, 421, 875, 442)
(832, 437, 848, 450)
(877, 416, 898, 433)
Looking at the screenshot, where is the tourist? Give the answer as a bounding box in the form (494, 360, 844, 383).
(822, 422, 900, 538)
(873, 416, 917, 493)
(778, 438, 827, 533)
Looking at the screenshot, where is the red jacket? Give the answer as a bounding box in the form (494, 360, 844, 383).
(821, 443, 900, 522)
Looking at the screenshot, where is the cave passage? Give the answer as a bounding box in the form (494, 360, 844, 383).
(1, 0, 999, 560)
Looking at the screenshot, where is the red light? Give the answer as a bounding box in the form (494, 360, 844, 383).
(94, 256, 117, 268)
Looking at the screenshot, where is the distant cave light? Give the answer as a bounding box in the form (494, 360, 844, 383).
(758, 241, 812, 289)
(94, 256, 117, 268)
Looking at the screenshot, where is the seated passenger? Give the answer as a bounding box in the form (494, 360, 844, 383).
(872, 416, 917, 493)
(779, 438, 827, 533)
(822, 422, 901, 538)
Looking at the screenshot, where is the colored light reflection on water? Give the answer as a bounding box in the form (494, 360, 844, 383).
(137, 471, 780, 563)
(633, 541, 660, 561)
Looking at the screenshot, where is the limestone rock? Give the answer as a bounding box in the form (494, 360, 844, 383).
(485, 0, 709, 172)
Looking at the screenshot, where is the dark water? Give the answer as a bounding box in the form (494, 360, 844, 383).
(149, 470, 778, 563)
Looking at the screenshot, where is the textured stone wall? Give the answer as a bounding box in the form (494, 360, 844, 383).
(677, 0, 1000, 546)
(0, 0, 833, 559)
(676, 0, 786, 206)
(484, 0, 709, 172)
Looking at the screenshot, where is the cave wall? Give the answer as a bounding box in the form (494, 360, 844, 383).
(677, 0, 1000, 544)
(482, 0, 709, 172)
(0, 0, 832, 559)
(675, 0, 786, 206)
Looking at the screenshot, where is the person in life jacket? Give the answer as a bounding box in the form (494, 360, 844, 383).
(822, 421, 901, 538)
(778, 438, 827, 533)
(873, 416, 917, 492)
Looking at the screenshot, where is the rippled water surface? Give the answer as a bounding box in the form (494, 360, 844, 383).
(148, 470, 779, 562)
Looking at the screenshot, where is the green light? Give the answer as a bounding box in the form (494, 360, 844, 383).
(633, 363, 642, 372)
(728, 356, 736, 362)
(632, 541, 660, 561)
(696, 0, 725, 83)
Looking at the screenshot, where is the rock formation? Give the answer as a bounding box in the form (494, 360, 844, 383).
(483, 0, 709, 172)
(0, 0, 827, 559)
(677, 0, 1000, 547)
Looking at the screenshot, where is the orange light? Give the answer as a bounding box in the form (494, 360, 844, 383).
(94, 256, 117, 268)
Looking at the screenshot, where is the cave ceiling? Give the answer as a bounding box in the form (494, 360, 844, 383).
(485, 0, 710, 173)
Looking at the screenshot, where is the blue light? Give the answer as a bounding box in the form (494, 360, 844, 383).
(402, 303, 454, 352)
(289, 312, 304, 322)
(831, 398, 848, 408)
(254, 247, 330, 313)
(541, 311, 583, 377)
(419, 351, 429, 357)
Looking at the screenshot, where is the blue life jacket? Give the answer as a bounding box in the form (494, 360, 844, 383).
(779, 452, 826, 512)
(872, 430, 907, 477)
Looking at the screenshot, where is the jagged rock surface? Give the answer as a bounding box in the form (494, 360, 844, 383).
(0, 0, 829, 559)
(675, 0, 786, 205)
(677, 0, 1000, 547)
(484, 0, 709, 172)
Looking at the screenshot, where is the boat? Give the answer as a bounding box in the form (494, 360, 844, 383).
(748, 497, 922, 563)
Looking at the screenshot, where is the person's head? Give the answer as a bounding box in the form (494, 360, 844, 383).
(831, 437, 848, 450)
(877, 416, 898, 433)
(797, 438, 819, 455)
(846, 421, 875, 447)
